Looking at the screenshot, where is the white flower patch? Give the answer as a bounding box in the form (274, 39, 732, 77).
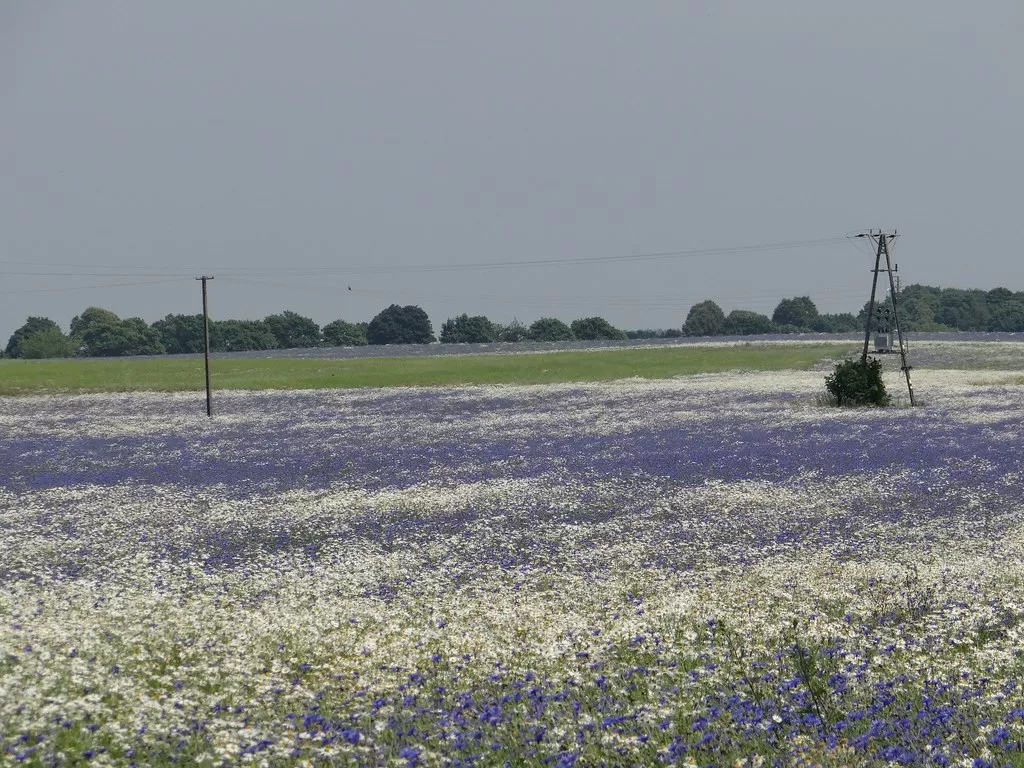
(2, 366, 1024, 765)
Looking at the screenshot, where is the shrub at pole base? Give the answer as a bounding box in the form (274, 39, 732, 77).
(824, 357, 891, 407)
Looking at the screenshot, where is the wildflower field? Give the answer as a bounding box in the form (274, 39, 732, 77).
(2, 348, 1024, 766)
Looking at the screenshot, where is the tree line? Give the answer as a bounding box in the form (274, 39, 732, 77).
(1, 305, 628, 358)
(675, 285, 1024, 337)
(4, 285, 1024, 359)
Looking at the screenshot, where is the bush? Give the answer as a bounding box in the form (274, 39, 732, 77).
(824, 357, 890, 407)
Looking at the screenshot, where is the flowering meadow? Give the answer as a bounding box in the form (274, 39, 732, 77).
(2, 361, 1024, 766)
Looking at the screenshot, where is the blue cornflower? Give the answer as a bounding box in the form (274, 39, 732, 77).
(879, 745, 917, 765)
(988, 726, 1010, 746)
(601, 715, 631, 728)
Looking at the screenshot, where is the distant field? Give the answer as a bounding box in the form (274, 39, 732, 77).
(0, 343, 851, 395)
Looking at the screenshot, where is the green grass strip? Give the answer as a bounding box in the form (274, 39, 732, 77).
(0, 343, 852, 396)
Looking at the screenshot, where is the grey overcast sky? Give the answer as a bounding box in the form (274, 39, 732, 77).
(2, 2, 1022, 339)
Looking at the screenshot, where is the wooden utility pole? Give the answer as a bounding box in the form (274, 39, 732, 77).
(196, 275, 214, 417)
(857, 231, 915, 405)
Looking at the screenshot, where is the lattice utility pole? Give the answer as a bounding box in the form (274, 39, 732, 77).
(856, 231, 914, 405)
(196, 275, 214, 417)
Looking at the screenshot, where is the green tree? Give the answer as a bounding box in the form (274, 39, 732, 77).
(70, 307, 121, 342)
(933, 288, 990, 331)
(322, 319, 368, 347)
(367, 305, 435, 344)
(212, 320, 279, 352)
(5, 317, 63, 358)
(151, 314, 206, 354)
(85, 317, 164, 356)
(264, 311, 321, 348)
(76, 317, 122, 356)
(528, 317, 574, 342)
(440, 314, 498, 344)
(896, 285, 942, 330)
(722, 310, 773, 336)
(570, 317, 627, 341)
(812, 313, 861, 333)
(682, 300, 726, 337)
(772, 296, 819, 329)
(625, 329, 660, 339)
(988, 301, 1024, 332)
(495, 319, 530, 342)
(19, 326, 75, 359)
(986, 286, 1015, 305)
(984, 288, 1024, 331)
(123, 318, 165, 355)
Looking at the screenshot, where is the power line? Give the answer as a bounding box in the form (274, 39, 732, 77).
(0, 270, 194, 278)
(0, 277, 190, 296)
(224, 275, 868, 301)
(218, 237, 852, 278)
(0, 234, 870, 326)
(221, 276, 869, 313)
(0, 235, 851, 279)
